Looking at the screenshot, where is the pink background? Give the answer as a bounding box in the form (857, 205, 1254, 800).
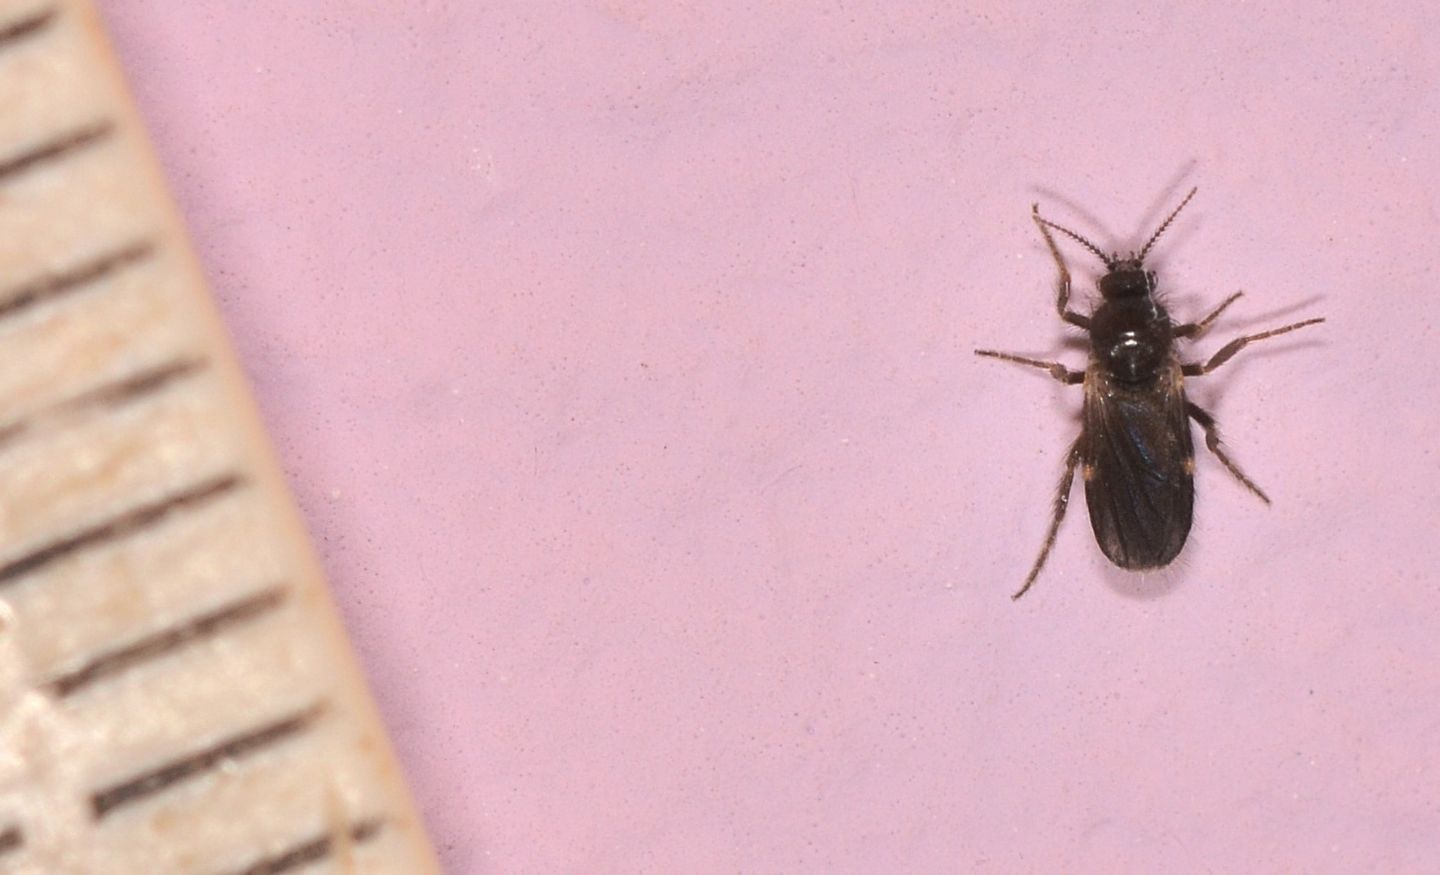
(98, 2, 1439, 872)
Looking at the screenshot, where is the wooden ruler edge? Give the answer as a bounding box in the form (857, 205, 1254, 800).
(65, 0, 444, 868)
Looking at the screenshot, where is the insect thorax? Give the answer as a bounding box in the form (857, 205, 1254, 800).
(1091, 297, 1173, 385)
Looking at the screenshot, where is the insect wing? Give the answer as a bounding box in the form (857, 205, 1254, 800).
(1082, 367, 1195, 569)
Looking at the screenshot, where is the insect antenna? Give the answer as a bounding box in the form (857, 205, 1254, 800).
(1138, 186, 1199, 262)
(1032, 205, 1114, 269)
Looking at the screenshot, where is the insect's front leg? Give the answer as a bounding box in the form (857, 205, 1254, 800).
(1182, 317, 1325, 376)
(1031, 206, 1092, 330)
(974, 349, 1084, 385)
(1174, 291, 1243, 339)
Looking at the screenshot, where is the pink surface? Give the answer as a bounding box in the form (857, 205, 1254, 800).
(98, 3, 1440, 872)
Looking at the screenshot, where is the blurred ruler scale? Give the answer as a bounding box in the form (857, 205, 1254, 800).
(0, 2, 439, 873)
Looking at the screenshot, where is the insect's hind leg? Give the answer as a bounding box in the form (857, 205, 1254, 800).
(1031, 206, 1092, 330)
(1013, 439, 1083, 600)
(1186, 402, 1270, 504)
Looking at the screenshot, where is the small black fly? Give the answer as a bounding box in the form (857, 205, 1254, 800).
(976, 188, 1324, 599)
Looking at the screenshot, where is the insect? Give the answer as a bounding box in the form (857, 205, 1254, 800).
(976, 188, 1324, 599)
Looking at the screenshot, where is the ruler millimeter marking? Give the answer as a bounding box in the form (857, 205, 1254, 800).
(0, 2, 440, 872)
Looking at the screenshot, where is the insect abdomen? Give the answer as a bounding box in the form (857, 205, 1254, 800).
(1082, 372, 1195, 570)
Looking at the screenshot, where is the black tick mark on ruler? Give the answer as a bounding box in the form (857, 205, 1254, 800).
(0, 824, 21, 857)
(49, 583, 288, 698)
(218, 818, 384, 875)
(0, 7, 55, 51)
(65, 356, 209, 411)
(0, 356, 209, 454)
(91, 701, 328, 820)
(0, 120, 115, 183)
(0, 472, 245, 588)
(0, 240, 155, 323)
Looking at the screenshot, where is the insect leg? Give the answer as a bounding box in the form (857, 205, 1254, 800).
(1186, 402, 1270, 504)
(1013, 439, 1083, 600)
(1182, 316, 1325, 376)
(1174, 291, 1243, 339)
(974, 349, 1084, 385)
(1031, 206, 1092, 330)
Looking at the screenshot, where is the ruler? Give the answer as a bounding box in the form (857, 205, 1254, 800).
(0, 2, 441, 872)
